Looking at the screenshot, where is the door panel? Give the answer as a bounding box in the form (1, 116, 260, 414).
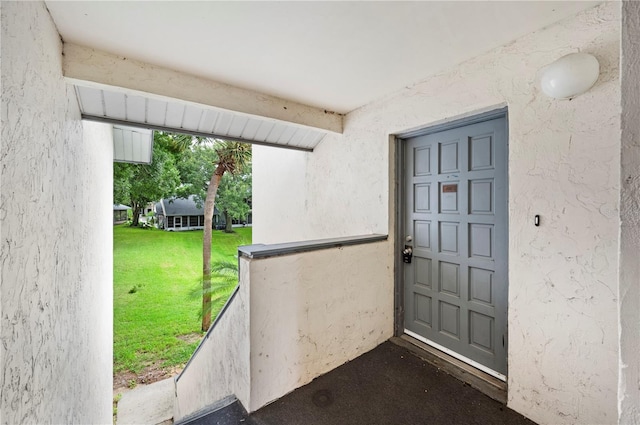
(403, 116, 508, 376)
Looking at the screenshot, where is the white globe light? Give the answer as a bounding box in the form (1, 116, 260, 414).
(540, 53, 600, 99)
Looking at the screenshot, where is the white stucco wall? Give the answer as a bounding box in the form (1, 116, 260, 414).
(618, 1, 640, 422)
(253, 146, 310, 244)
(248, 240, 392, 411)
(174, 266, 251, 421)
(175, 240, 392, 417)
(1, 2, 113, 423)
(254, 4, 621, 424)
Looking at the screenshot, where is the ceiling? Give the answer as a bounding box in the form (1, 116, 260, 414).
(76, 85, 324, 151)
(46, 1, 600, 115)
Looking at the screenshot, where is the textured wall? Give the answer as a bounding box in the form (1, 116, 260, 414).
(175, 240, 392, 417)
(0, 2, 113, 423)
(253, 146, 309, 244)
(254, 3, 620, 424)
(174, 261, 250, 421)
(248, 240, 393, 411)
(619, 1, 640, 422)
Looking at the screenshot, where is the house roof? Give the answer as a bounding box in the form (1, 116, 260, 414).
(157, 196, 220, 217)
(113, 204, 131, 211)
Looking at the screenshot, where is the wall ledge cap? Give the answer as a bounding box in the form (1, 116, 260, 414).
(239, 234, 388, 259)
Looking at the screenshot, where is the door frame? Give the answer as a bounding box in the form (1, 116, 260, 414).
(393, 106, 509, 353)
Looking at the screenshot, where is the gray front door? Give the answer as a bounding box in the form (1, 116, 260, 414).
(403, 116, 508, 377)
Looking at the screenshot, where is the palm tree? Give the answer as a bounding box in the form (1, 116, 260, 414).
(193, 259, 239, 321)
(147, 133, 250, 331)
(201, 141, 251, 330)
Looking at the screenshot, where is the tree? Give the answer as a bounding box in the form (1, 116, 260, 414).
(190, 259, 239, 321)
(115, 132, 251, 331)
(201, 141, 251, 330)
(176, 145, 252, 233)
(174, 144, 217, 202)
(216, 171, 251, 233)
(113, 133, 180, 226)
(113, 161, 133, 206)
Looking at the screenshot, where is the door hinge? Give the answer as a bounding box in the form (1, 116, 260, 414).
(502, 335, 505, 347)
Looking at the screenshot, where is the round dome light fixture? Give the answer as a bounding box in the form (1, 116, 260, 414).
(540, 52, 600, 99)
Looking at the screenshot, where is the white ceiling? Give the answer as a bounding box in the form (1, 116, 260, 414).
(76, 85, 324, 151)
(46, 1, 600, 115)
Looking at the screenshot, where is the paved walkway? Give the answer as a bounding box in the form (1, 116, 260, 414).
(117, 377, 174, 425)
(189, 340, 535, 425)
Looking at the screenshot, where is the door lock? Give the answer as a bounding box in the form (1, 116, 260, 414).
(402, 245, 413, 264)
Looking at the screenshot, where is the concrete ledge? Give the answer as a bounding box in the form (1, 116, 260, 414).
(173, 395, 239, 425)
(238, 234, 388, 259)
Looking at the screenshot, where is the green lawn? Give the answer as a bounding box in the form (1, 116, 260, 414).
(113, 225, 252, 374)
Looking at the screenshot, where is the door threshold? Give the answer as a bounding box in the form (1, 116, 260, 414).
(391, 335, 507, 404)
(404, 330, 506, 381)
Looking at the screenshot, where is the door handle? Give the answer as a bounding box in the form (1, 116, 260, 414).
(402, 245, 413, 264)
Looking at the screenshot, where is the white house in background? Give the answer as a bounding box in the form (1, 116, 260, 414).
(1, 2, 638, 425)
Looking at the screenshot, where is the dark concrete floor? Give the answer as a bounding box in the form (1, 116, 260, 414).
(190, 340, 536, 425)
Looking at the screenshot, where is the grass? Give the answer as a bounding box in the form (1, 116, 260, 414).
(113, 224, 252, 374)
(113, 393, 122, 424)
